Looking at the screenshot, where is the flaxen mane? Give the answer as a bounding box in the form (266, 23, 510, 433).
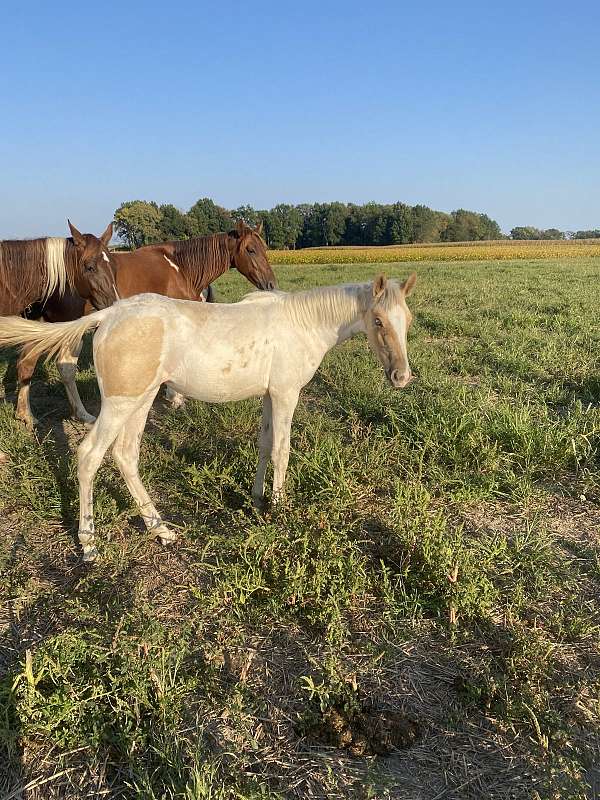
(0, 237, 79, 315)
(282, 281, 404, 329)
(172, 233, 232, 296)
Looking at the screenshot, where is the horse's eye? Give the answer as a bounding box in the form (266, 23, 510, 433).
(248, 248, 256, 255)
(374, 317, 383, 327)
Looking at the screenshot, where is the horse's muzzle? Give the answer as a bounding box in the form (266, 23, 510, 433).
(388, 369, 415, 389)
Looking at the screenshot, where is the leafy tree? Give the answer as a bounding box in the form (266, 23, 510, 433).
(114, 200, 162, 248)
(186, 198, 233, 237)
(572, 229, 600, 239)
(264, 204, 303, 249)
(443, 210, 501, 242)
(231, 205, 260, 227)
(388, 203, 414, 244)
(511, 226, 541, 240)
(300, 203, 347, 247)
(412, 205, 450, 243)
(540, 228, 565, 240)
(158, 204, 193, 241)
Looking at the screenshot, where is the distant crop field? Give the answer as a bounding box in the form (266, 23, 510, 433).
(269, 240, 600, 264)
(0, 257, 599, 799)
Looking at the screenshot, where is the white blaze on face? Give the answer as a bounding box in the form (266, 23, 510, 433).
(163, 254, 179, 272)
(102, 251, 110, 263)
(387, 306, 410, 369)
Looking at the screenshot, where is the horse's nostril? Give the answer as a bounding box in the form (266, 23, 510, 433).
(390, 368, 411, 388)
(267, 281, 274, 291)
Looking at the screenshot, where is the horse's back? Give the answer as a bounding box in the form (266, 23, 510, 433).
(113, 250, 195, 301)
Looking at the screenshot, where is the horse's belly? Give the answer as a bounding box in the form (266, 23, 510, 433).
(166, 362, 269, 403)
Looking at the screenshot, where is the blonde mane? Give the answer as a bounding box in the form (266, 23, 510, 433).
(45, 238, 72, 299)
(281, 280, 403, 328)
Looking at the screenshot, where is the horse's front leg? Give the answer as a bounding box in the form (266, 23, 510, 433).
(269, 391, 299, 504)
(252, 393, 273, 509)
(58, 339, 96, 425)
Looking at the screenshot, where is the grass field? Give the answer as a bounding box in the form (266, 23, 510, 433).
(0, 257, 599, 799)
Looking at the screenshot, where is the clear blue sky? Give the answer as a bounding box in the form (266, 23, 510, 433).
(1, 0, 598, 238)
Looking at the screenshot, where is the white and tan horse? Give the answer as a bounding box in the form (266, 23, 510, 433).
(0, 273, 416, 561)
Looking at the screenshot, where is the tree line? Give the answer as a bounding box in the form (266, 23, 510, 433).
(510, 226, 600, 240)
(113, 198, 598, 250)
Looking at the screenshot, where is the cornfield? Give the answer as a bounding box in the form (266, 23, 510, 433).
(269, 239, 600, 264)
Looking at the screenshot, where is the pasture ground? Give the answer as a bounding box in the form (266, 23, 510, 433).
(0, 257, 599, 799)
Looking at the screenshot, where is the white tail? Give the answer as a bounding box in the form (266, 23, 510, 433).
(0, 310, 109, 362)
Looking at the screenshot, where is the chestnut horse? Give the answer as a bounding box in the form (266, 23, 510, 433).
(16, 220, 276, 426)
(1, 221, 119, 426)
(0, 273, 416, 561)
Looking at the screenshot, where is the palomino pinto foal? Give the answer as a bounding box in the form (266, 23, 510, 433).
(16, 220, 275, 425)
(0, 273, 416, 561)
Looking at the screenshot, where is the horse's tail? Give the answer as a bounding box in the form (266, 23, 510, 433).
(0, 308, 110, 362)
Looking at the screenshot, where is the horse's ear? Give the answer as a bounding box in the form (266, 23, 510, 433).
(236, 219, 246, 237)
(68, 220, 85, 248)
(401, 271, 417, 297)
(255, 220, 264, 236)
(100, 222, 113, 246)
(372, 273, 387, 301)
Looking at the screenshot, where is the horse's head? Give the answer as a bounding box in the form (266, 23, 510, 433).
(230, 220, 277, 291)
(68, 221, 119, 310)
(364, 272, 417, 389)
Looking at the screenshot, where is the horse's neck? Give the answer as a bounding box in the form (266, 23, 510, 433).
(187, 235, 231, 289)
(284, 284, 369, 348)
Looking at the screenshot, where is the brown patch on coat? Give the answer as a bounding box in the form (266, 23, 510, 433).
(96, 317, 164, 397)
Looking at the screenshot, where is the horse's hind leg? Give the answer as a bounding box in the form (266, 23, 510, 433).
(112, 392, 176, 547)
(57, 339, 96, 425)
(77, 396, 145, 561)
(16, 343, 40, 428)
(252, 393, 273, 509)
(164, 384, 186, 409)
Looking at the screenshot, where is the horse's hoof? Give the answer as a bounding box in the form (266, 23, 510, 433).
(154, 525, 177, 547)
(82, 546, 98, 563)
(16, 413, 38, 430)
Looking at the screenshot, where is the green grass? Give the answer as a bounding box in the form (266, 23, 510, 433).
(0, 257, 599, 799)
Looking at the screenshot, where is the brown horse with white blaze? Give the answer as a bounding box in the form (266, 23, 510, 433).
(16, 220, 276, 426)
